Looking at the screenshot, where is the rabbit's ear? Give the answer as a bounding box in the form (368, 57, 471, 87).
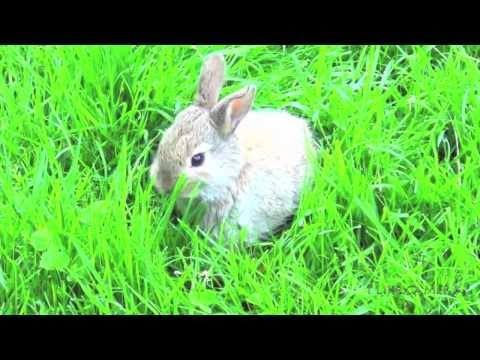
(210, 85, 256, 137)
(195, 54, 225, 109)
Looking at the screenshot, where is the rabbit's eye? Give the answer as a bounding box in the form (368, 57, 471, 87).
(191, 153, 205, 167)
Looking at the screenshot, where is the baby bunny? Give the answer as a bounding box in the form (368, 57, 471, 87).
(150, 53, 316, 244)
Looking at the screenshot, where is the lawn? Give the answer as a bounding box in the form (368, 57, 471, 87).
(0, 45, 479, 314)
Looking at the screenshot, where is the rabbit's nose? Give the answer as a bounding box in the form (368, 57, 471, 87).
(160, 173, 175, 193)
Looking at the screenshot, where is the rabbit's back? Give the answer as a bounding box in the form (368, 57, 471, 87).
(236, 110, 311, 164)
(232, 110, 314, 239)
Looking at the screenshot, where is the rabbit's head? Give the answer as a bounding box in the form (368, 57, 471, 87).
(150, 54, 256, 202)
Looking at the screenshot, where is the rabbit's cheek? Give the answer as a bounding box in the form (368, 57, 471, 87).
(194, 170, 211, 182)
(184, 166, 210, 183)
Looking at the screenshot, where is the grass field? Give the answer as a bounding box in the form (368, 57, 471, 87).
(0, 45, 479, 314)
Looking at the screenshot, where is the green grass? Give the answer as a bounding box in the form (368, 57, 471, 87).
(1, 45, 479, 314)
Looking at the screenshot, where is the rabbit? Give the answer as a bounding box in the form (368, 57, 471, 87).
(150, 53, 317, 244)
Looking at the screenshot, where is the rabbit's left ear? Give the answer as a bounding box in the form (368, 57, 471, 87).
(210, 85, 256, 137)
(196, 54, 225, 109)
